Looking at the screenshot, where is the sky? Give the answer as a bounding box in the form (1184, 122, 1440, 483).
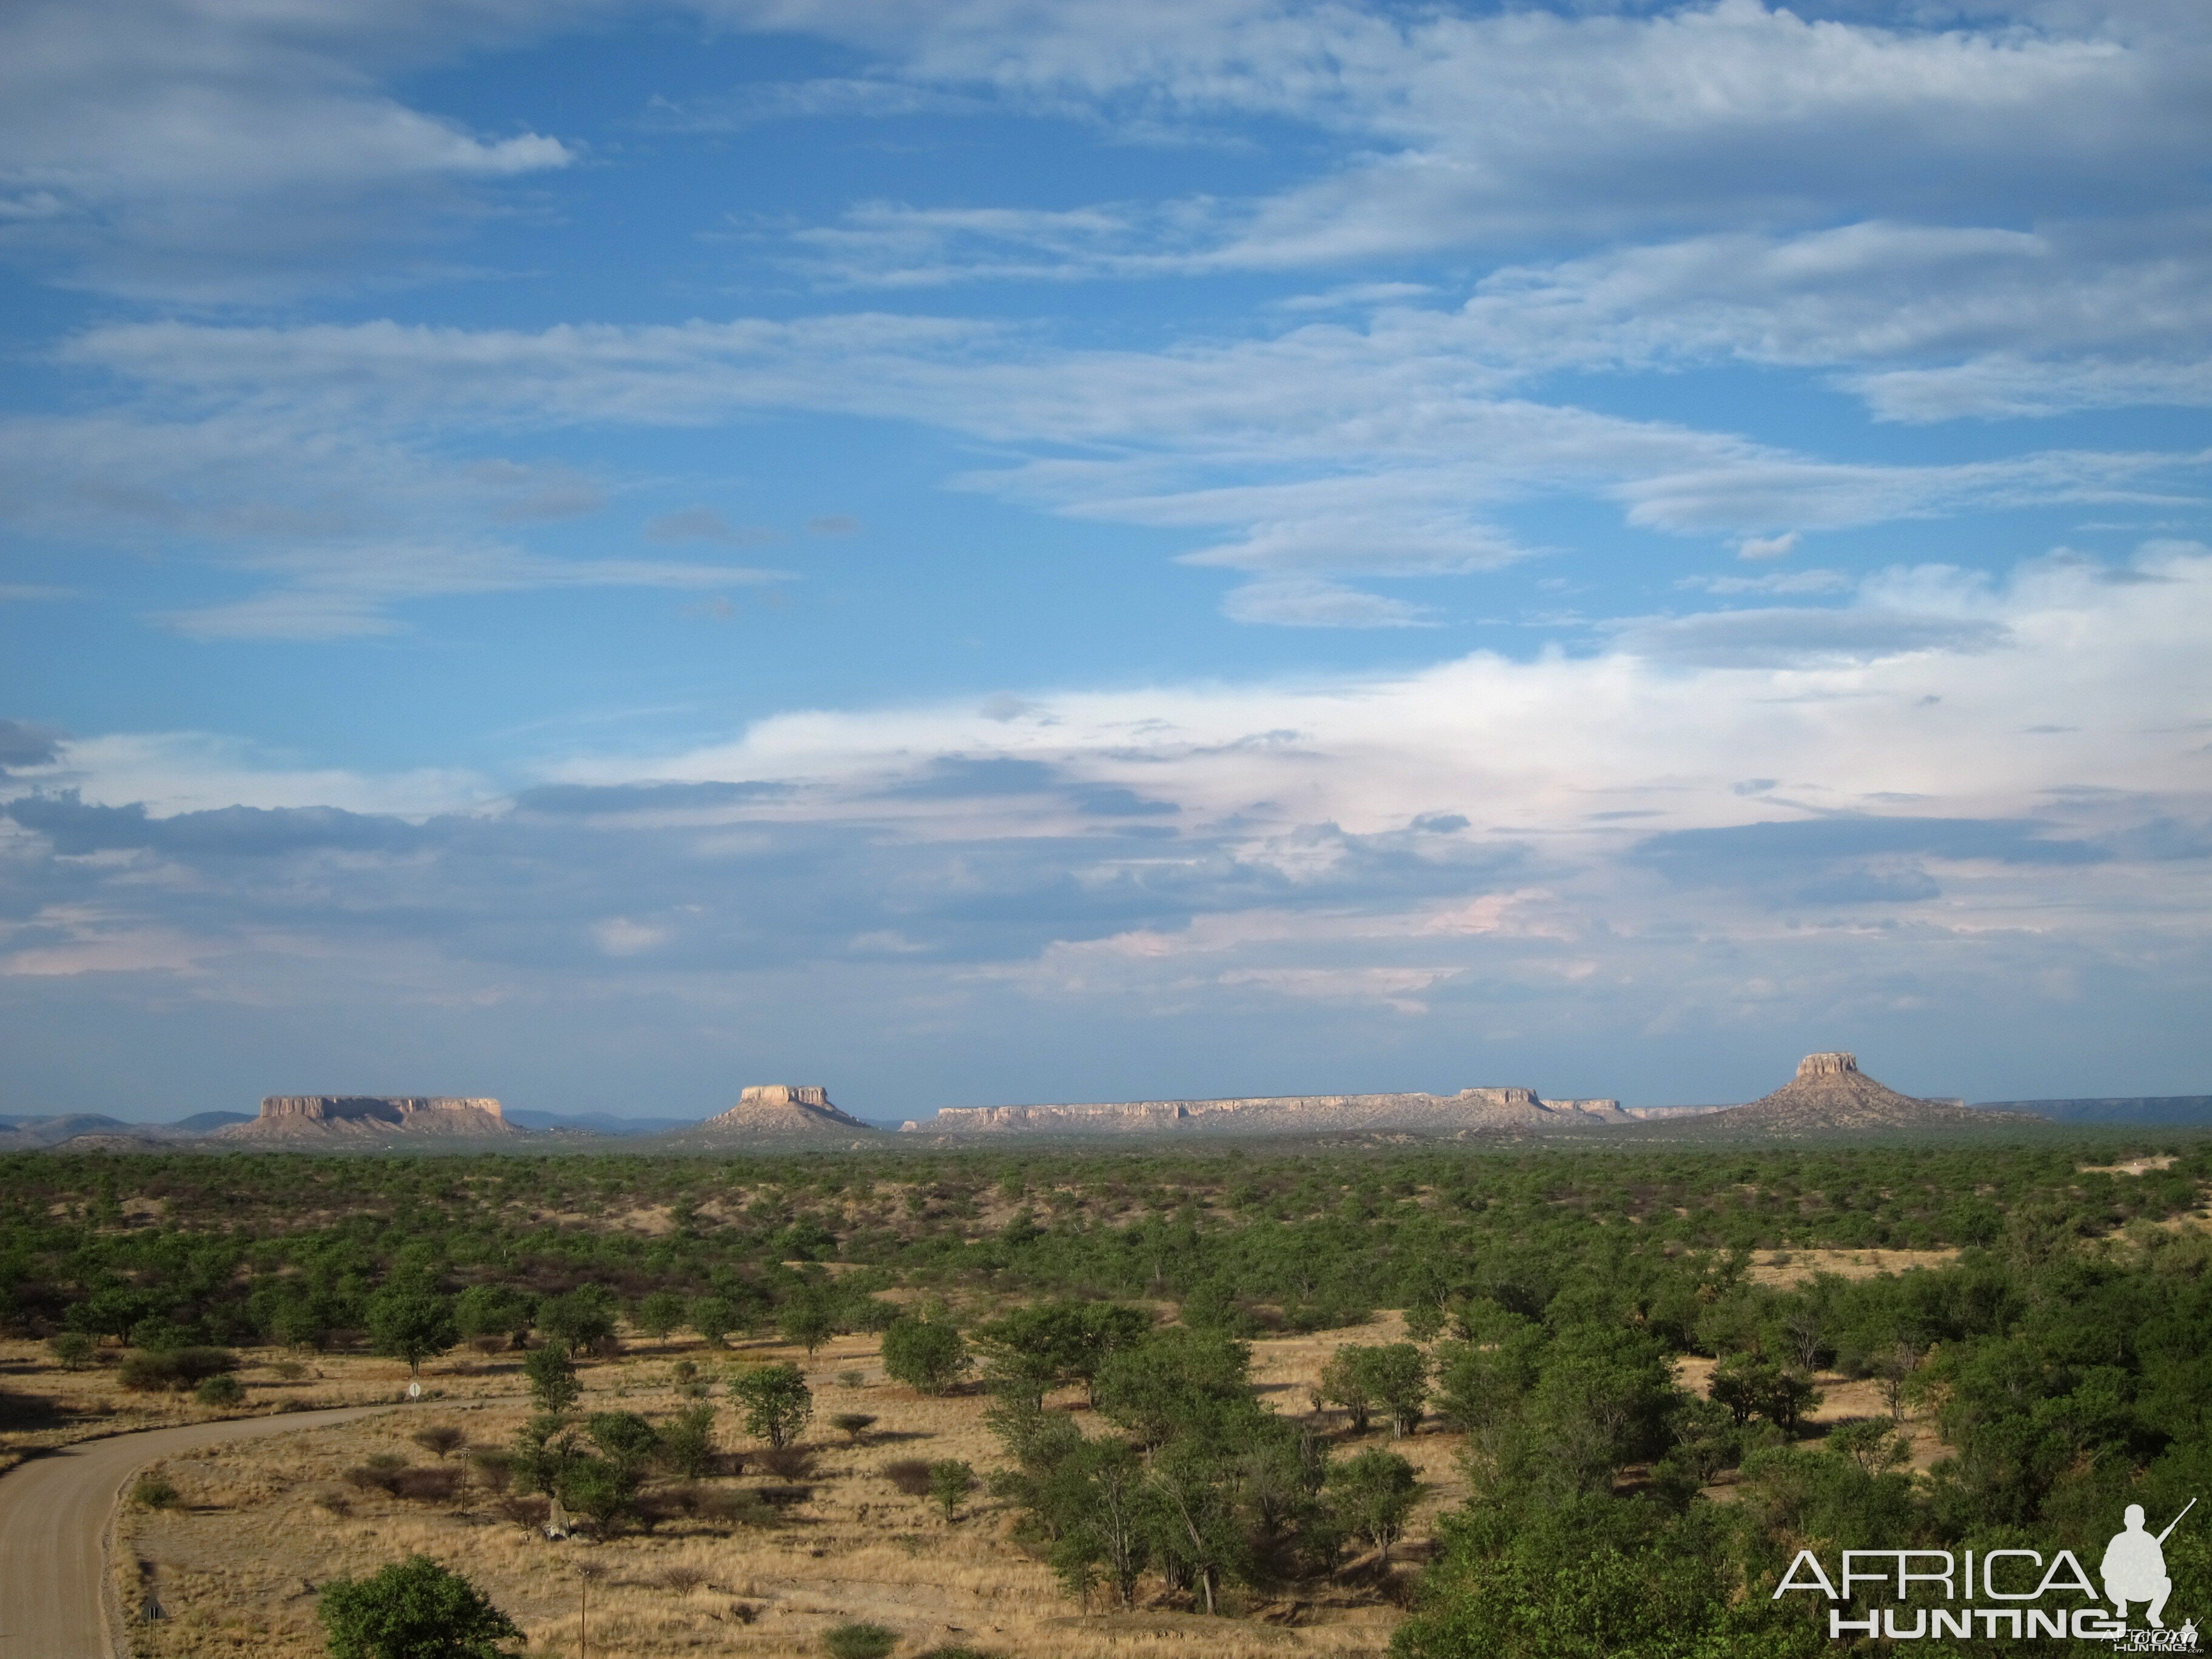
(1, 0, 2209, 1123)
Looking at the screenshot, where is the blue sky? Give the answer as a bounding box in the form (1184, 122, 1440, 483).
(2, 0, 2209, 1121)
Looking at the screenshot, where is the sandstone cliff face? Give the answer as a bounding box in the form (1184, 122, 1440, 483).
(902, 1087, 1620, 1138)
(214, 1096, 517, 1141)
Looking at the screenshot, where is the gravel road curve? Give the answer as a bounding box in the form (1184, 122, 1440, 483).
(0, 1406, 389, 1659)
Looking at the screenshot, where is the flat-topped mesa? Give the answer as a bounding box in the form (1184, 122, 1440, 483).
(903, 1086, 1622, 1137)
(1795, 1052, 1860, 1081)
(736, 1085, 833, 1108)
(258, 1094, 507, 1124)
(218, 1095, 518, 1139)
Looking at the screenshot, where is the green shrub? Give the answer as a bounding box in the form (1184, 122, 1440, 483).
(47, 1331, 96, 1370)
(118, 1347, 238, 1393)
(193, 1373, 246, 1407)
(317, 1554, 521, 1659)
(130, 1475, 179, 1509)
(822, 1622, 897, 1659)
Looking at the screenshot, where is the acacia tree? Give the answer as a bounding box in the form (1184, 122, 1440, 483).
(882, 1316, 970, 1395)
(1319, 1347, 1378, 1433)
(728, 1363, 813, 1447)
(1356, 1344, 1431, 1438)
(366, 1283, 458, 1377)
(523, 1344, 580, 1415)
(1329, 1447, 1419, 1566)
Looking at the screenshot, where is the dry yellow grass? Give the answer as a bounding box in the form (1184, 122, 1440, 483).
(1743, 1247, 1959, 1287)
(104, 1325, 1433, 1659)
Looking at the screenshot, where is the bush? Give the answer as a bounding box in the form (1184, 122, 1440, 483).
(822, 1621, 897, 1659)
(193, 1373, 245, 1406)
(757, 1444, 814, 1480)
(118, 1347, 237, 1394)
(412, 1425, 468, 1460)
(881, 1318, 969, 1396)
(392, 1465, 462, 1503)
(344, 1455, 409, 1495)
(831, 1412, 878, 1443)
(317, 1554, 521, 1659)
(130, 1475, 179, 1510)
(695, 1486, 777, 1528)
(659, 1403, 717, 1478)
(883, 1457, 934, 1496)
(47, 1331, 96, 1370)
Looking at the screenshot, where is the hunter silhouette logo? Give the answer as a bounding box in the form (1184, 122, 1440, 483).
(2105, 1501, 2191, 1629)
(1774, 1496, 2199, 1644)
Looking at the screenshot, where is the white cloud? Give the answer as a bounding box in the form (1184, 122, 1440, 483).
(1738, 532, 1800, 561)
(0, 0, 577, 295)
(1220, 578, 1433, 629)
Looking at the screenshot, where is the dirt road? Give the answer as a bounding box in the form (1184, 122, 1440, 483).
(0, 1406, 389, 1659)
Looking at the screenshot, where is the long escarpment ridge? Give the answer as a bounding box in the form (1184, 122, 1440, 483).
(902, 1087, 1628, 1138)
(213, 1095, 518, 1141)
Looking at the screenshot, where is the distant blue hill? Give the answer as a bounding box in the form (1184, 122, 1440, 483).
(503, 1108, 712, 1135)
(169, 1110, 255, 1133)
(1974, 1096, 2212, 1126)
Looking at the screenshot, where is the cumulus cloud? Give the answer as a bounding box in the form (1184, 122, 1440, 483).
(4, 542, 2207, 1101)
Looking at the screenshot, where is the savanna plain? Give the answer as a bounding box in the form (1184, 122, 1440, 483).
(3, 1138, 2210, 1659)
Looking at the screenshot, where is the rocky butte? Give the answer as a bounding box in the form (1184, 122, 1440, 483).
(655, 1085, 881, 1147)
(901, 1087, 1627, 1138)
(212, 1096, 519, 1141)
(1681, 1053, 2039, 1135)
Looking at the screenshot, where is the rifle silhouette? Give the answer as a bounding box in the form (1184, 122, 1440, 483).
(2155, 1498, 2197, 1547)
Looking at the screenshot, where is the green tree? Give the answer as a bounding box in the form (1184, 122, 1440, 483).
(1356, 1343, 1430, 1438)
(728, 1362, 813, 1448)
(523, 1344, 580, 1415)
(635, 1290, 687, 1347)
(929, 1458, 976, 1521)
(584, 1410, 660, 1480)
(1094, 1327, 1251, 1448)
(317, 1554, 521, 1659)
(452, 1285, 534, 1350)
(778, 1296, 836, 1358)
(558, 1455, 638, 1533)
(659, 1403, 717, 1478)
(882, 1316, 970, 1395)
(538, 1286, 618, 1354)
(1318, 1346, 1378, 1433)
(366, 1283, 457, 1376)
(1329, 1447, 1420, 1566)
(688, 1295, 738, 1349)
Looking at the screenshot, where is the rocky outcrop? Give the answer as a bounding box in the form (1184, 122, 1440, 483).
(902, 1087, 1621, 1138)
(213, 1096, 518, 1141)
(1684, 1054, 2041, 1136)
(655, 1085, 881, 1148)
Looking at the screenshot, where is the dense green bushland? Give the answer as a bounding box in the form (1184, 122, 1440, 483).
(2, 1136, 2207, 1652)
